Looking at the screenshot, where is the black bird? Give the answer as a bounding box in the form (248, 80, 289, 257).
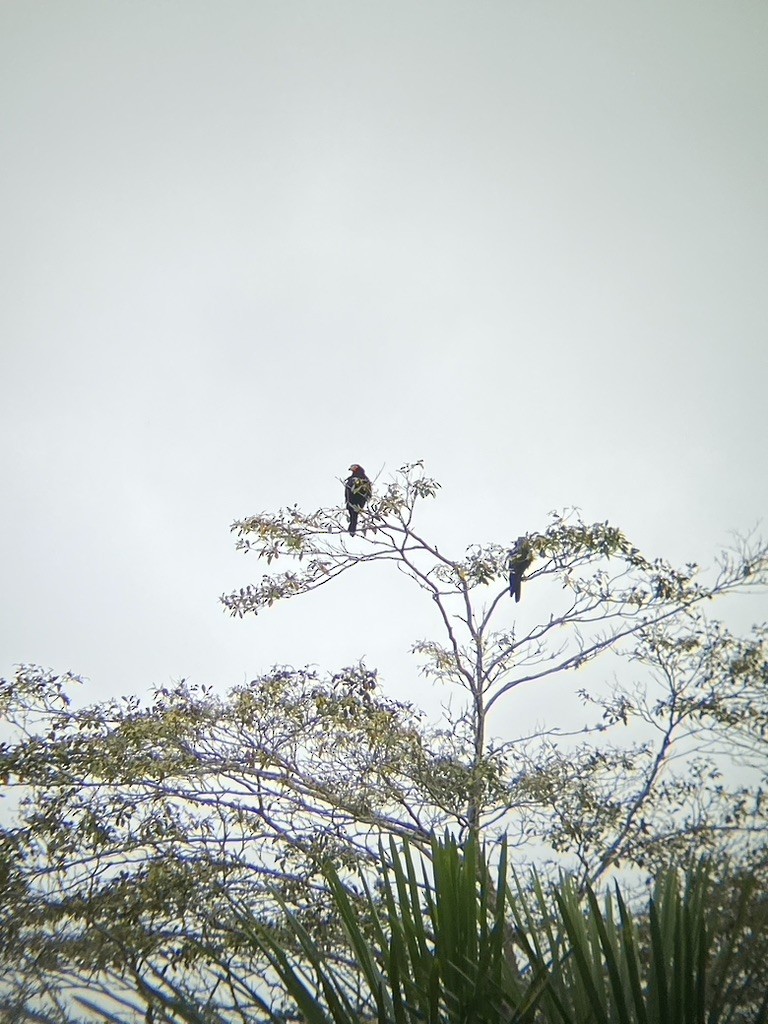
(508, 536, 533, 603)
(344, 464, 372, 536)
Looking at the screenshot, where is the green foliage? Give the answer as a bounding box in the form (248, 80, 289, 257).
(74, 837, 768, 1024)
(248, 836, 541, 1024)
(245, 840, 768, 1024)
(2, 462, 768, 1020)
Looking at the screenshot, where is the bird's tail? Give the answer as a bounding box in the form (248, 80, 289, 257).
(348, 509, 358, 536)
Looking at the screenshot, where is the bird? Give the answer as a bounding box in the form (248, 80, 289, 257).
(508, 536, 533, 603)
(344, 464, 372, 536)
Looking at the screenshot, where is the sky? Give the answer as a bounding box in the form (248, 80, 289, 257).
(1, 1, 766, 726)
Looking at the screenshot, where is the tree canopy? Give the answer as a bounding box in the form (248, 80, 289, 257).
(1, 461, 767, 1020)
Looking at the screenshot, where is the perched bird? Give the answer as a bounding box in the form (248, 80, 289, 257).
(508, 536, 533, 603)
(344, 464, 372, 536)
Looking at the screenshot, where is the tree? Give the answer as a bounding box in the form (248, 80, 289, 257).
(1, 461, 767, 1019)
(221, 461, 768, 877)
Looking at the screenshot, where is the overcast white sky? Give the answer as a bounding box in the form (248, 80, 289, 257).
(1, 1, 766, 724)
